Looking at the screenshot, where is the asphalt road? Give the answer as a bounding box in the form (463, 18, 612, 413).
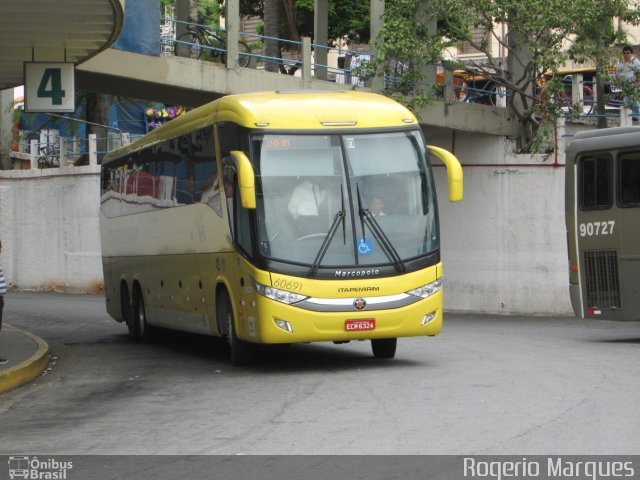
(1, 291, 639, 456)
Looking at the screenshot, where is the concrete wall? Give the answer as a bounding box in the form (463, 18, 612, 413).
(0, 166, 103, 292)
(430, 130, 573, 315)
(0, 134, 574, 315)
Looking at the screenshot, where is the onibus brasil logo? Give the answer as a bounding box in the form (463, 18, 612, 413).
(8, 456, 73, 479)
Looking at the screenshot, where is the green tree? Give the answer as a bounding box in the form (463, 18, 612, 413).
(162, 0, 221, 26)
(566, 1, 640, 128)
(236, 0, 370, 72)
(294, 0, 370, 45)
(236, 0, 369, 45)
(366, 0, 640, 152)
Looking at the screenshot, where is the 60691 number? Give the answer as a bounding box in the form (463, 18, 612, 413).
(272, 278, 303, 292)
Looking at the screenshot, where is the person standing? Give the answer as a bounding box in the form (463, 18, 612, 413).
(615, 45, 640, 121)
(0, 240, 7, 364)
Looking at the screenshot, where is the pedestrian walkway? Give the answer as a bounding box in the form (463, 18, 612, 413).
(0, 324, 49, 394)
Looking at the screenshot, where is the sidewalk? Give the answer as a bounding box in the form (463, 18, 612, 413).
(0, 324, 49, 394)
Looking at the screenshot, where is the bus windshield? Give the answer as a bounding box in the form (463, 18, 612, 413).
(254, 130, 438, 271)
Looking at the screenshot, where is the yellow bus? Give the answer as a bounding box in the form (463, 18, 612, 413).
(100, 91, 463, 365)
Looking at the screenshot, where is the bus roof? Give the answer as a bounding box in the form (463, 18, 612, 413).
(566, 126, 640, 162)
(104, 91, 418, 164)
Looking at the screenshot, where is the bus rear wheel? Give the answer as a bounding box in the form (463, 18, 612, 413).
(217, 291, 255, 366)
(371, 338, 397, 359)
(131, 286, 155, 343)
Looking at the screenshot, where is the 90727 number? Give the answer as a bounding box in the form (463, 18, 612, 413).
(579, 221, 615, 237)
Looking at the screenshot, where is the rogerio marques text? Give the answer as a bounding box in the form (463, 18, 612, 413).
(463, 457, 636, 480)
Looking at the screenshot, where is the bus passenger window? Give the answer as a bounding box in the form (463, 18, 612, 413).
(619, 153, 640, 206)
(579, 155, 611, 210)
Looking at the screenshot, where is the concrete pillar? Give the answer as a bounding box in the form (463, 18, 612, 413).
(314, 0, 329, 80)
(59, 135, 67, 166)
(89, 134, 98, 166)
(571, 74, 584, 109)
(302, 37, 312, 82)
(225, 0, 240, 68)
(555, 116, 566, 162)
(30, 139, 38, 169)
(370, 0, 385, 92)
(496, 86, 507, 108)
(444, 70, 455, 105)
(175, 0, 190, 38)
(0, 88, 13, 170)
(621, 107, 632, 126)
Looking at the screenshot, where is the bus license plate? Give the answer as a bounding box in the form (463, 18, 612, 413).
(345, 319, 375, 331)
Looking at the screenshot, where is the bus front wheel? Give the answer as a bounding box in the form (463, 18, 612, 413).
(371, 338, 397, 359)
(217, 291, 256, 366)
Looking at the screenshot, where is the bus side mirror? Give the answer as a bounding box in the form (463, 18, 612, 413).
(230, 150, 256, 209)
(427, 145, 463, 202)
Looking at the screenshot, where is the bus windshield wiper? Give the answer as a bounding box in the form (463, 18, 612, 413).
(309, 187, 346, 276)
(356, 185, 405, 272)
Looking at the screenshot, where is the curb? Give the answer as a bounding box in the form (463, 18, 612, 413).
(0, 325, 50, 394)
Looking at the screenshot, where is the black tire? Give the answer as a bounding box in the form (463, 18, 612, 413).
(217, 291, 255, 366)
(131, 286, 155, 343)
(121, 283, 135, 338)
(206, 34, 225, 63)
(175, 32, 202, 59)
(217, 39, 251, 67)
(371, 338, 397, 359)
(237, 40, 251, 68)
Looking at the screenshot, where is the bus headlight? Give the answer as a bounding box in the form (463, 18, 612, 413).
(406, 278, 443, 298)
(254, 280, 308, 305)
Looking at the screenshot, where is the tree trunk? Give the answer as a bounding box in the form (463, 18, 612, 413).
(86, 93, 111, 164)
(263, 0, 280, 73)
(506, 24, 536, 150)
(281, 0, 300, 43)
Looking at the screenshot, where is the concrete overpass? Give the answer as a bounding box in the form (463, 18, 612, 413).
(76, 47, 521, 138)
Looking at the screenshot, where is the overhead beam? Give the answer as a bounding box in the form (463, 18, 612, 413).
(76, 48, 348, 106)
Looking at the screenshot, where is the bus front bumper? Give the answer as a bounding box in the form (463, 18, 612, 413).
(243, 291, 443, 344)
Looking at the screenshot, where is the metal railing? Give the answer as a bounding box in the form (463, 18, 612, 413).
(164, 18, 373, 82)
(11, 130, 143, 169)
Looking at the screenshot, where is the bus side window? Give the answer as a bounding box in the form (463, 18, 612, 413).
(619, 153, 640, 206)
(580, 155, 612, 210)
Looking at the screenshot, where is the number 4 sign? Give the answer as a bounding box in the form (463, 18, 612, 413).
(24, 62, 75, 112)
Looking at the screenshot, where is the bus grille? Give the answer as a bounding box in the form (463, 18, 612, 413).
(583, 250, 621, 309)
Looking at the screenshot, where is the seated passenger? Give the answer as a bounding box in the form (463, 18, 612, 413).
(287, 178, 328, 236)
(287, 179, 327, 218)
